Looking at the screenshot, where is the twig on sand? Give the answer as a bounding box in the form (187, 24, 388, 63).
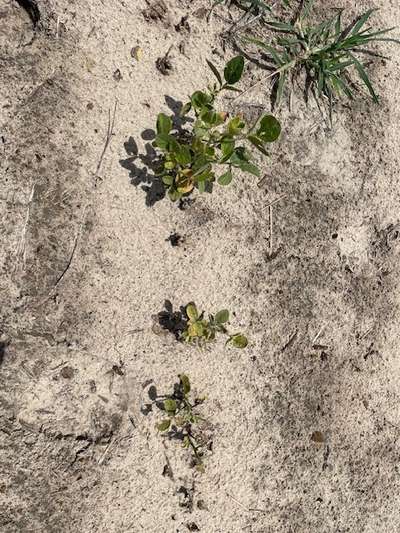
(53, 205, 88, 290)
(94, 100, 117, 185)
(312, 325, 326, 346)
(281, 329, 298, 352)
(98, 434, 132, 465)
(226, 492, 267, 513)
(14, 184, 36, 269)
(269, 204, 273, 255)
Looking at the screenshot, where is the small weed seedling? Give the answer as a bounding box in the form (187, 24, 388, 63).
(211, 0, 273, 16)
(156, 375, 210, 470)
(182, 303, 248, 348)
(243, 0, 400, 121)
(153, 56, 281, 201)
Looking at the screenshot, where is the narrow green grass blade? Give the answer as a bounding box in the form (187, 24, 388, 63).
(317, 67, 325, 96)
(266, 20, 297, 33)
(348, 52, 378, 102)
(334, 9, 343, 36)
(329, 72, 354, 98)
(243, 37, 285, 66)
(350, 9, 377, 36)
(329, 59, 355, 71)
(276, 70, 287, 104)
(301, 0, 315, 20)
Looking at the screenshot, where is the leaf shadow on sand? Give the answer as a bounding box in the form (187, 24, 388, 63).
(119, 95, 193, 207)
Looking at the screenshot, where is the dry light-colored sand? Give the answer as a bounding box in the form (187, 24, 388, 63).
(1, 0, 400, 531)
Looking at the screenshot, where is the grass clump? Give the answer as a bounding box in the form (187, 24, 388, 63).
(156, 374, 210, 471)
(243, 0, 399, 120)
(153, 56, 281, 202)
(182, 303, 248, 348)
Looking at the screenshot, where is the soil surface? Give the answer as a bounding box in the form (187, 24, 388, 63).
(1, 0, 400, 531)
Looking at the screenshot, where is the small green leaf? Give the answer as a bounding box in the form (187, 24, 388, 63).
(157, 113, 172, 135)
(188, 321, 204, 337)
(220, 138, 235, 161)
(227, 116, 245, 136)
(168, 188, 181, 202)
(197, 180, 206, 193)
(154, 133, 172, 150)
(206, 59, 223, 85)
(224, 56, 245, 85)
(200, 109, 224, 127)
(162, 175, 174, 185)
(247, 135, 269, 156)
(230, 334, 248, 348)
(157, 419, 171, 432)
(186, 303, 198, 321)
(218, 171, 233, 186)
(164, 398, 177, 414)
(215, 309, 229, 323)
(180, 101, 192, 116)
(179, 374, 191, 395)
(239, 161, 260, 176)
(230, 147, 249, 165)
(175, 144, 192, 166)
(191, 91, 212, 111)
(257, 115, 281, 142)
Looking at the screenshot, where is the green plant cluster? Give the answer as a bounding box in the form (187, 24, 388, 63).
(137, 0, 400, 473)
(156, 374, 209, 470)
(154, 56, 281, 201)
(182, 303, 248, 349)
(241, 1, 399, 118)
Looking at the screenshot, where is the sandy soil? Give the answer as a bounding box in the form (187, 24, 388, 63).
(1, 0, 400, 531)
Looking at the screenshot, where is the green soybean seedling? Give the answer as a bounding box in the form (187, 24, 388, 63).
(243, 0, 400, 123)
(156, 374, 210, 471)
(153, 56, 281, 202)
(181, 303, 248, 348)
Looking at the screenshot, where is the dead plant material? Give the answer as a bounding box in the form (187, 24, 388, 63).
(156, 46, 173, 76)
(142, 0, 170, 27)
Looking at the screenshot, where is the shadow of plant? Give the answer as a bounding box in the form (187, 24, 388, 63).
(119, 95, 193, 206)
(157, 299, 188, 339)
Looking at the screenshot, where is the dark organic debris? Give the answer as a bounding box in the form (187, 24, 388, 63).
(142, 0, 169, 26)
(178, 197, 195, 211)
(311, 431, 325, 444)
(156, 46, 173, 75)
(175, 15, 190, 33)
(162, 461, 174, 479)
(193, 7, 208, 19)
(16, 0, 40, 27)
(0, 337, 9, 365)
(113, 69, 122, 82)
(166, 232, 183, 247)
(60, 366, 75, 379)
(177, 485, 194, 511)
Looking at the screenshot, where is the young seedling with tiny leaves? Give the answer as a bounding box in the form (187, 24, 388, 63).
(181, 303, 248, 348)
(153, 56, 281, 201)
(156, 374, 210, 470)
(243, 0, 400, 122)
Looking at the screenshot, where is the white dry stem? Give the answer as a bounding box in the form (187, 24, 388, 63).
(14, 184, 36, 270)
